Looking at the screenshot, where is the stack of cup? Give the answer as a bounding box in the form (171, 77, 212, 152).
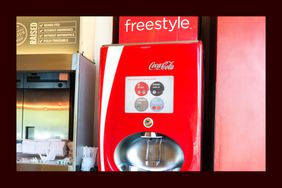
(81, 146, 97, 171)
(81, 157, 94, 171)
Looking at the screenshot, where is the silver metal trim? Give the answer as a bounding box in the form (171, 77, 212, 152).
(103, 40, 200, 47)
(17, 54, 74, 71)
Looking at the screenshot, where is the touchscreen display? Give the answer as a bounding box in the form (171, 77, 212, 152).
(125, 76, 174, 113)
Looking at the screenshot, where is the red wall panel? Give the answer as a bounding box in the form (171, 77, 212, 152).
(214, 17, 265, 171)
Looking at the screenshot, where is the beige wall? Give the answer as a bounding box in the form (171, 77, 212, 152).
(79, 16, 113, 146)
(79, 17, 96, 61)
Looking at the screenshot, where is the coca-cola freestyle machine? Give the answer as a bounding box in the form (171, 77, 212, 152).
(98, 41, 203, 171)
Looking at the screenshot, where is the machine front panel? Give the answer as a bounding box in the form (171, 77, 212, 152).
(99, 42, 202, 171)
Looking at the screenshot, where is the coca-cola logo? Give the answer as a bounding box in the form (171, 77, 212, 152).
(149, 61, 174, 70)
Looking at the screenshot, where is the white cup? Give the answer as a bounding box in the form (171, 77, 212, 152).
(81, 157, 94, 171)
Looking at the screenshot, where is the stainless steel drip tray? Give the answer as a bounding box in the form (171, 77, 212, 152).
(126, 166, 181, 172)
(114, 132, 184, 171)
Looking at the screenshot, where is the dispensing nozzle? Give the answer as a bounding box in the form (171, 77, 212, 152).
(141, 132, 162, 139)
(141, 132, 163, 167)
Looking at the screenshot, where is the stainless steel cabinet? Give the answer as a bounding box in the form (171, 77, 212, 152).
(17, 72, 73, 141)
(16, 54, 96, 171)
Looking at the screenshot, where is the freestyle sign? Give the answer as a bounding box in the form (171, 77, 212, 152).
(119, 16, 198, 43)
(124, 17, 190, 32)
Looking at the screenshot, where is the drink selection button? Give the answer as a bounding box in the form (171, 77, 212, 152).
(135, 82, 149, 96)
(134, 97, 149, 112)
(150, 97, 164, 112)
(150, 81, 164, 96)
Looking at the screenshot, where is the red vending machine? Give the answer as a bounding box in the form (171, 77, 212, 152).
(98, 41, 203, 171)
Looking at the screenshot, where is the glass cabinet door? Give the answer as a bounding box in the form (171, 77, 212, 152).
(16, 73, 24, 140)
(22, 89, 70, 140)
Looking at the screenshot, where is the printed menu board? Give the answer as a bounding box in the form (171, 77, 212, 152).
(17, 17, 79, 54)
(125, 76, 174, 113)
